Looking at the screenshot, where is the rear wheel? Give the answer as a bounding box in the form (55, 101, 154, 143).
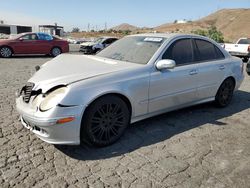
(82, 95, 130, 147)
(51, 47, 61, 57)
(215, 78, 235, 107)
(0, 47, 12, 58)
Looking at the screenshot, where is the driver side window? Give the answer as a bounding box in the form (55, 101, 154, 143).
(162, 39, 193, 66)
(22, 34, 38, 40)
(104, 39, 116, 45)
(102, 39, 109, 45)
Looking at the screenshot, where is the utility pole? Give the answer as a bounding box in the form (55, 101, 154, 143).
(87, 23, 90, 32)
(105, 22, 107, 31)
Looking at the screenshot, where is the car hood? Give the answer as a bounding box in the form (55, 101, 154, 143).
(29, 54, 141, 92)
(0, 39, 11, 43)
(80, 41, 96, 46)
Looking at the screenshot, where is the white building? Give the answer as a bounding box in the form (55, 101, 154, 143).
(0, 21, 32, 34)
(176, 19, 188, 24)
(39, 24, 64, 36)
(0, 21, 64, 36)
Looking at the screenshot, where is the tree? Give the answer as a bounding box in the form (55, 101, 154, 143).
(192, 26, 224, 43)
(72, 27, 80, 33)
(122, 30, 131, 35)
(208, 26, 224, 43)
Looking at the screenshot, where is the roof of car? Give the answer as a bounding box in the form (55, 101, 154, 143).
(18, 32, 52, 36)
(130, 32, 201, 39)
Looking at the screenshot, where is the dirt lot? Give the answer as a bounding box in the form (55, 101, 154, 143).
(0, 50, 250, 187)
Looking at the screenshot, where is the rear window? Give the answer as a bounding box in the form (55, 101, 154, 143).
(237, 38, 250, 44)
(194, 39, 224, 62)
(37, 33, 53, 41)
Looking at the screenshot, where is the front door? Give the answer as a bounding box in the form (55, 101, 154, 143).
(13, 33, 39, 54)
(149, 38, 198, 113)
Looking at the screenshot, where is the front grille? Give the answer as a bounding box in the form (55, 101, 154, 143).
(22, 82, 35, 103)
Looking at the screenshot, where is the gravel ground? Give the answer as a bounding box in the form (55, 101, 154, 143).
(0, 52, 250, 188)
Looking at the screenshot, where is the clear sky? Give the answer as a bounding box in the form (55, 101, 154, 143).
(0, 0, 249, 31)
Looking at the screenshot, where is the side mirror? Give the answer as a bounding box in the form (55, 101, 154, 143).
(156, 59, 176, 70)
(19, 38, 23, 41)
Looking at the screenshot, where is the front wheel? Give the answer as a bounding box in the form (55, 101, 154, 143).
(243, 57, 249, 63)
(0, 47, 12, 58)
(215, 78, 235, 107)
(51, 47, 61, 57)
(82, 95, 130, 147)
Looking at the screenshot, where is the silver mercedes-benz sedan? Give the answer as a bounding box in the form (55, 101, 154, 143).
(16, 33, 244, 146)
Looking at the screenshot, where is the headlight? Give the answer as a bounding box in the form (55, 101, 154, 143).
(32, 94, 43, 108)
(40, 87, 68, 111)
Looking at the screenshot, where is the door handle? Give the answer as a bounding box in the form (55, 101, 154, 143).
(219, 65, 225, 70)
(189, 69, 198, 75)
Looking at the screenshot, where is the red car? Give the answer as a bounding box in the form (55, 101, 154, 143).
(0, 32, 69, 58)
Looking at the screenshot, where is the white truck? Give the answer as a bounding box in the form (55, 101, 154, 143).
(224, 38, 250, 62)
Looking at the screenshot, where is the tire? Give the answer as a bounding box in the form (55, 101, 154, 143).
(0, 46, 12, 58)
(51, 47, 61, 57)
(81, 95, 130, 147)
(215, 78, 235, 107)
(243, 57, 249, 63)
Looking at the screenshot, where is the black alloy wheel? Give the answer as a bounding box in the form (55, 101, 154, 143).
(215, 78, 235, 107)
(82, 95, 130, 146)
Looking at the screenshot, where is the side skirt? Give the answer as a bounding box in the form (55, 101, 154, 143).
(130, 97, 215, 124)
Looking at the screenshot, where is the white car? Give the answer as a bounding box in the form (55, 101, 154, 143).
(16, 33, 244, 146)
(224, 38, 250, 62)
(79, 37, 118, 54)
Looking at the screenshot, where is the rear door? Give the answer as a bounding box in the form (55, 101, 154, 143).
(149, 38, 198, 113)
(36, 33, 53, 54)
(192, 38, 227, 100)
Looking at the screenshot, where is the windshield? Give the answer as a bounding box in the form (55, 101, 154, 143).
(9, 33, 24, 39)
(96, 36, 166, 64)
(94, 37, 105, 43)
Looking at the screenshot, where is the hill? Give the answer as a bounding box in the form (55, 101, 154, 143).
(70, 9, 249, 42)
(111, 23, 139, 31)
(155, 8, 250, 42)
